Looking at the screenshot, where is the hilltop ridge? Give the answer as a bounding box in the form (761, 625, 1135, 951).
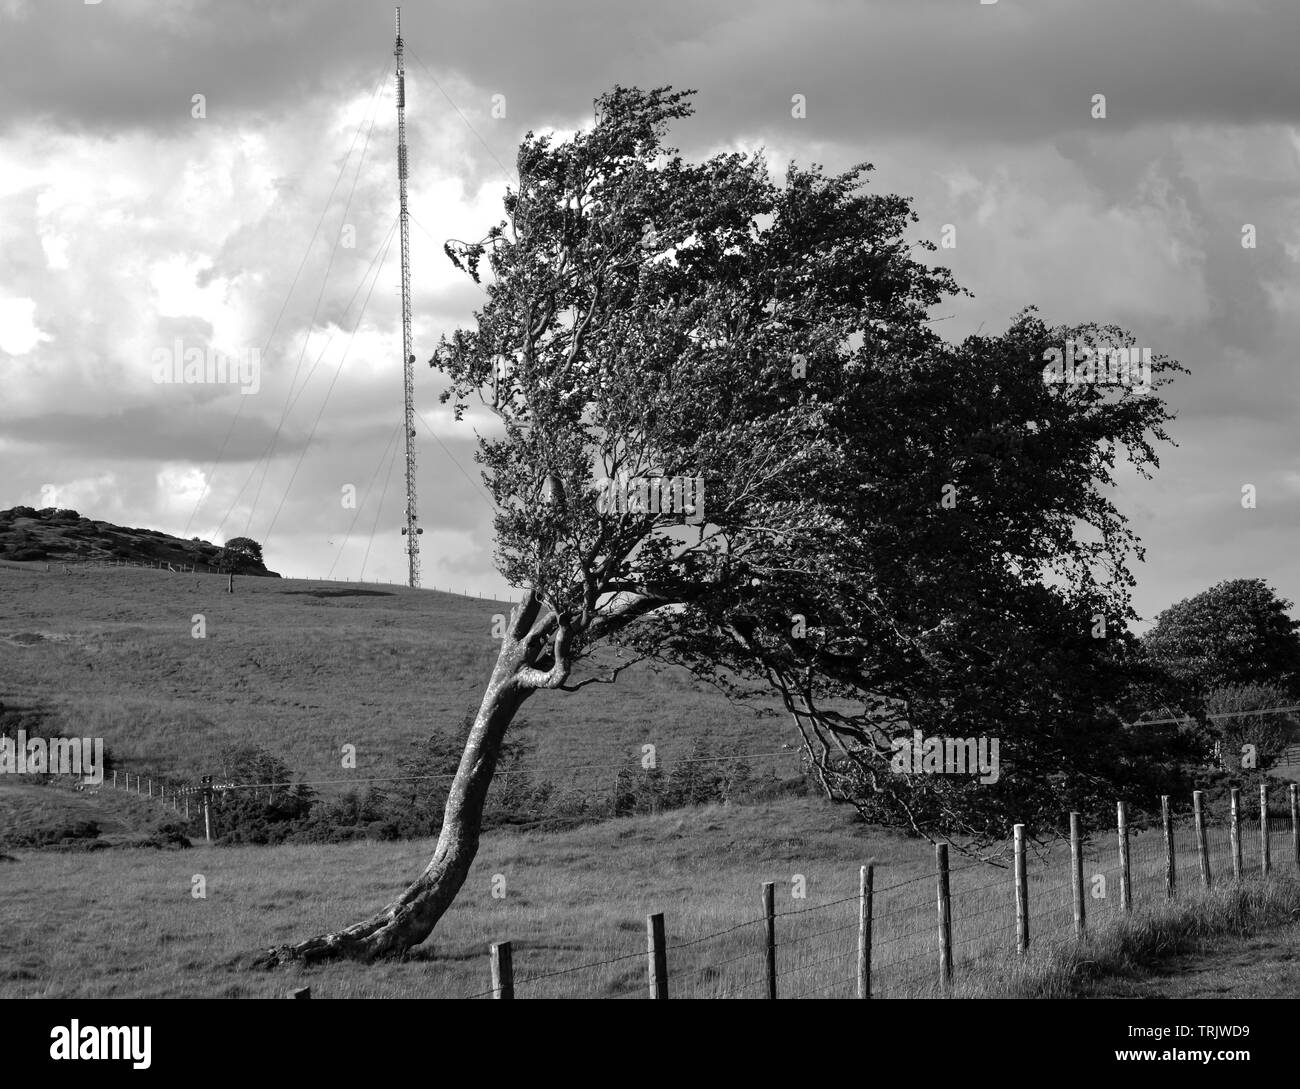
(0, 506, 278, 576)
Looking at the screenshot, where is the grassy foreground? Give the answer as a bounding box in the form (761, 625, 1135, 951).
(954, 878, 1300, 999)
(0, 795, 888, 999)
(7, 787, 1296, 999)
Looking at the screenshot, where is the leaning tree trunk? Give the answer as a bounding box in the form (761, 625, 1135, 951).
(251, 633, 534, 967)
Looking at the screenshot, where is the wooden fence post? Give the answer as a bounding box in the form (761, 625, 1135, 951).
(1229, 787, 1242, 880)
(857, 863, 874, 998)
(490, 941, 514, 999)
(1070, 812, 1086, 940)
(1193, 790, 1211, 889)
(646, 913, 668, 999)
(1161, 795, 1176, 899)
(1014, 823, 1029, 954)
(1290, 783, 1299, 873)
(762, 881, 777, 1000)
(1259, 783, 1270, 876)
(201, 775, 213, 843)
(228, 572, 234, 594)
(148, 778, 153, 798)
(1117, 801, 1132, 914)
(112, 770, 117, 790)
(936, 842, 953, 989)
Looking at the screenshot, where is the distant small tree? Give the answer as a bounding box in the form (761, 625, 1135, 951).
(217, 537, 264, 573)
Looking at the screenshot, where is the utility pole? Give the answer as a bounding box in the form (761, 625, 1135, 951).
(394, 7, 422, 588)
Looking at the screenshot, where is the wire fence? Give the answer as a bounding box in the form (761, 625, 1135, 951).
(81, 771, 1300, 998)
(456, 788, 1300, 999)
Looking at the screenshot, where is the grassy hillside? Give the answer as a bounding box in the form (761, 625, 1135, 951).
(0, 506, 277, 575)
(0, 560, 796, 795)
(0, 778, 185, 851)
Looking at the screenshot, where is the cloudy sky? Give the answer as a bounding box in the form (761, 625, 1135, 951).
(1, 0, 1296, 628)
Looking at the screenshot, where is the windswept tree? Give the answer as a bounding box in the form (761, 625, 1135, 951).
(254, 85, 1185, 966)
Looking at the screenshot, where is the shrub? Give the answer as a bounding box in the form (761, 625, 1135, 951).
(6, 548, 47, 561)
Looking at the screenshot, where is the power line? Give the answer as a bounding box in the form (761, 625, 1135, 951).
(211, 217, 399, 542)
(406, 45, 518, 188)
(161, 748, 806, 794)
(180, 702, 1300, 794)
(413, 407, 496, 511)
(261, 223, 402, 551)
(241, 65, 390, 542)
(327, 420, 404, 580)
(361, 425, 403, 581)
(183, 60, 392, 541)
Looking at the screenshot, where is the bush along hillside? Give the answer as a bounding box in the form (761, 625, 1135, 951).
(188, 726, 812, 847)
(0, 507, 279, 576)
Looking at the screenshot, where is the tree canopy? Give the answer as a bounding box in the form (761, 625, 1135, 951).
(1143, 578, 1300, 700)
(218, 536, 264, 573)
(435, 85, 1190, 845)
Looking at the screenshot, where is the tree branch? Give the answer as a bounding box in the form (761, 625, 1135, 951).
(558, 654, 649, 691)
(515, 616, 574, 689)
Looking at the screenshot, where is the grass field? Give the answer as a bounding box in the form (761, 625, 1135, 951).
(0, 561, 794, 794)
(0, 794, 881, 999)
(5, 783, 1295, 999)
(5, 559, 1300, 1000)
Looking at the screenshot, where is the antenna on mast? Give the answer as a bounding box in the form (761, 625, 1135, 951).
(394, 6, 421, 587)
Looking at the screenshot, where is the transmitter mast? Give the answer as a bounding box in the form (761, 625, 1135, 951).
(394, 7, 421, 587)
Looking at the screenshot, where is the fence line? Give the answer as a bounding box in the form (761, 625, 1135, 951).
(475, 785, 1300, 999)
(30, 754, 1300, 992)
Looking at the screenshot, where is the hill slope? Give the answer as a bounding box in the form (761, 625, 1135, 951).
(0, 506, 277, 575)
(0, 560, 797, 794)
(0, 778, 185, 851)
